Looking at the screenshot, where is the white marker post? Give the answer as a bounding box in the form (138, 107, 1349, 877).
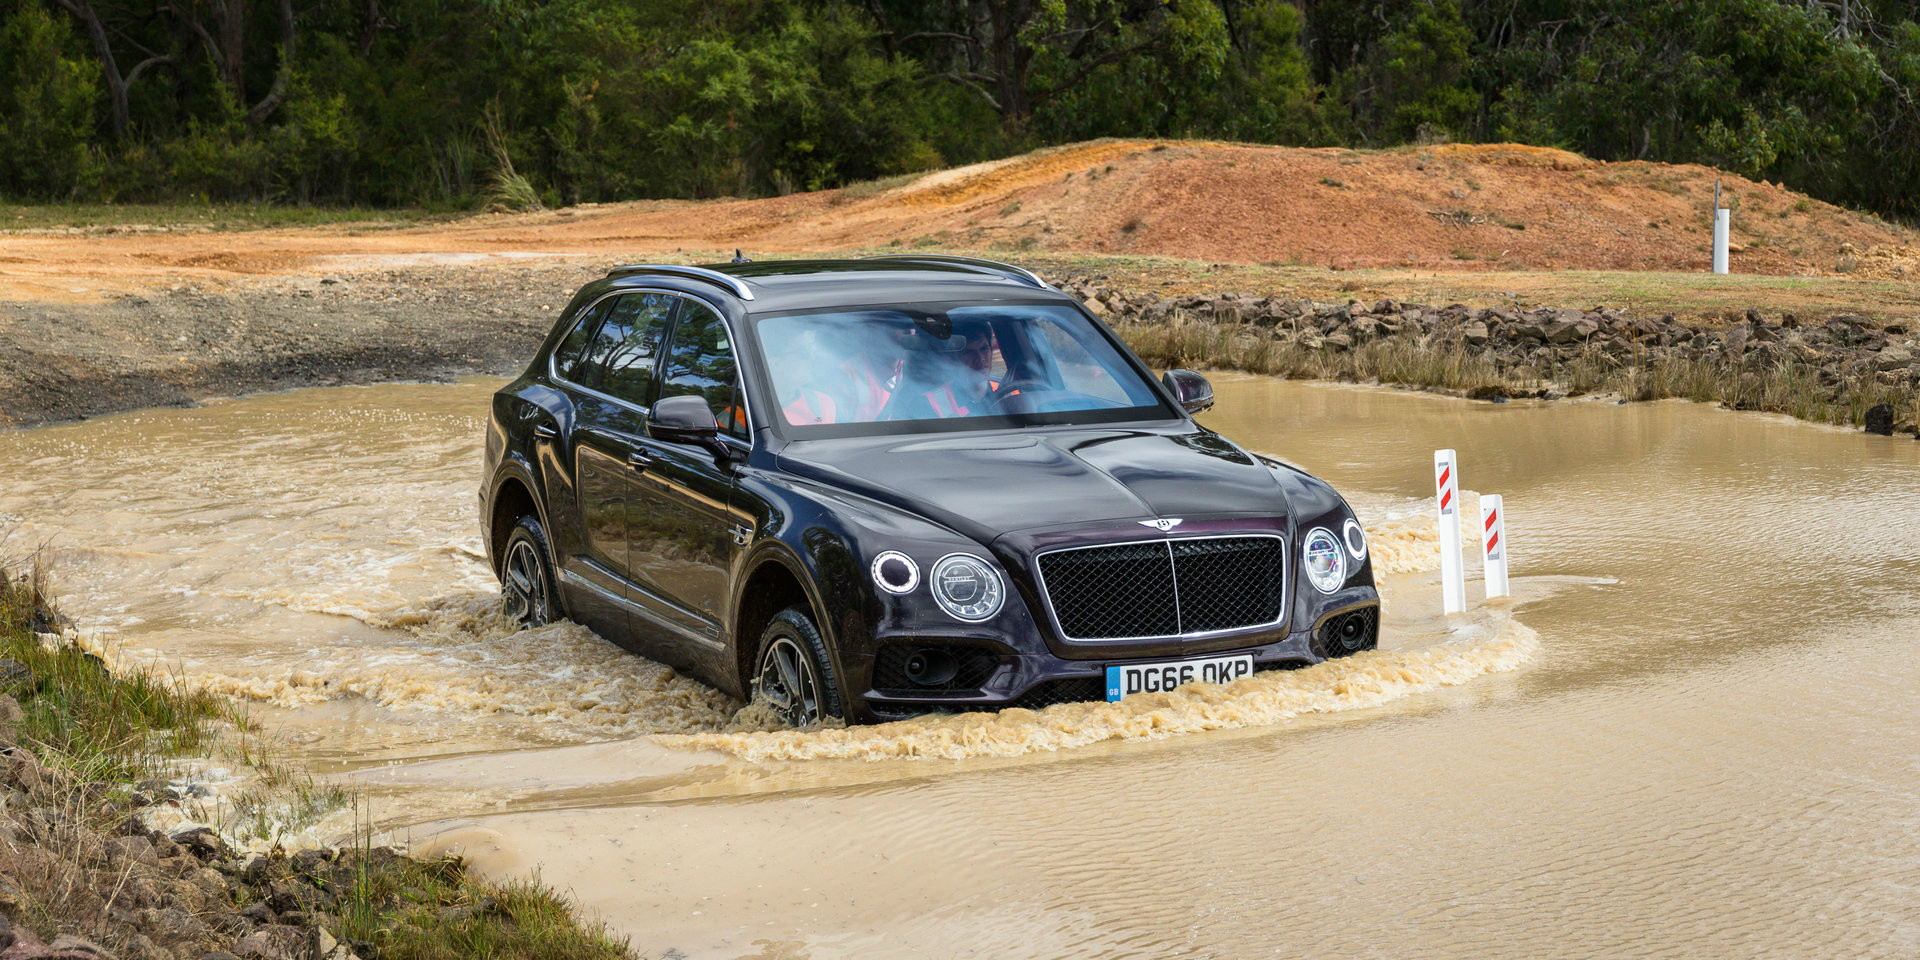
(1434, 449, 1465, 614)
(1711, 179, 1730, 275)
(1480, 494, 1509, 599)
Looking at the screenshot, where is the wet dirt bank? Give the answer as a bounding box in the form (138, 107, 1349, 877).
(0, 261, 590, 428)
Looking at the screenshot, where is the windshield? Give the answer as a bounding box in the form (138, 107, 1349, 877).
(752, 304, 1171, 435)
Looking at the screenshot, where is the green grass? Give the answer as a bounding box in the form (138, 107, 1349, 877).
(319, 842, 631, 960)
(0, 202, 448, 233)
(0, 557, 236, 783)
(0, 554, 638, 958)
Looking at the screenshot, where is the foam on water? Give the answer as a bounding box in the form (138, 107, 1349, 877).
(657, 611, 1537, 761)
(1354, 492, 1483, 575)
(63, 500, 1510, 754)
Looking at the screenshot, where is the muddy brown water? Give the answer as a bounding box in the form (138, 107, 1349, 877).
(4, 376, 1918, 958)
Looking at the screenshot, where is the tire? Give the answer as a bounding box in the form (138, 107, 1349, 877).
(499, 515, 560, 627)
(752, 606, 842, 727)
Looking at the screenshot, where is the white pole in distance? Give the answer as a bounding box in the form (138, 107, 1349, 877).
(1712, 179, 1730, 275)
(1480, 494, 1509, 599)
(1434, 449, 1465, 614)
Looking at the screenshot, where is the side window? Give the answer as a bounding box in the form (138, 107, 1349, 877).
(592, 293, 677, 404)
(552, 298, 613, 384)
(660, 300, 748, 439)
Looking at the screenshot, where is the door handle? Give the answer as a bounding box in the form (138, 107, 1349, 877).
(532, 422, 559, 441)
(627, 450, 655, 471)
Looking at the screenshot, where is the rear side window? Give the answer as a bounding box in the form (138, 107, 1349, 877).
(660, 300, 747, 439)
(586, 293, 677, 403)
(552, 298, 613, 383)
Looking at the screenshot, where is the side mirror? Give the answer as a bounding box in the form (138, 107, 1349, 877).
(647, 395, 729, 458)
(1162, 369, 1215, 415)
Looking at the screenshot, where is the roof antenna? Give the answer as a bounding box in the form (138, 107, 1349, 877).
(731, 248, 752, 264)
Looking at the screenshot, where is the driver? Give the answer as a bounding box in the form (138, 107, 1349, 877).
(921, 320, 995, 418)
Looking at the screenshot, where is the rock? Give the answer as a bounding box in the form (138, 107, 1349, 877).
(148, 834, 182, 860)
(1864, 404, 1895, 436)
(231, 926, 306, 960)
(1875, 346, 1912, 371)
(1466, 385, 1506, 401)
(239, 901, 275, 924)
(1513, 321, 1548, 341)
(0, 698, 20, 728)
(289, 849, 332, 877)
(28, 607, 72, 635)
(200, 952, 241, 960)
(170, 827, 230, 861)
(236, 855, 273, 885)
(1545, 317, 1597, 344)
(311, 928, 359, 960)
(103, 835, 158, 868)
(1722, 324, 1749, 360)
(0, 661, 31, 692)
(1462, 321, 1490, 347)
(1321, 332, 1353, 351)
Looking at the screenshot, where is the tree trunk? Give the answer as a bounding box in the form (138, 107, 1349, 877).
(245, 0, 295, 125)
(55, 0, 130, 139)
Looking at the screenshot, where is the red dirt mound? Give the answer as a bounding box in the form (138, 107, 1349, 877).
(4, 139, 1914, 303)
(540, 139, 1909, 275)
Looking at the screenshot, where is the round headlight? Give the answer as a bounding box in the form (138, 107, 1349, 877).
(871, 551, 919, 595)
(1303, 527, 1346, 594)
(930, 553, 1005, 621)
(1342, 518, 1368, 561)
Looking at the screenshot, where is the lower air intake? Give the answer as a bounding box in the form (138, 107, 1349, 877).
(1315, 607, 1379, 659)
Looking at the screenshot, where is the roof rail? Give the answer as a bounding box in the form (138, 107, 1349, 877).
(862, 255, 1048, 289)
(605, 264, 755, 300)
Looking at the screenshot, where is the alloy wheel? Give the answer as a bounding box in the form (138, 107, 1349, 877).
(501, 537, 548, 625)
(756, 636, 823, 727)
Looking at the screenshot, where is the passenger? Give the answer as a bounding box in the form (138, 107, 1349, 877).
(777, 326, 847, 425)
(839, 333, 897, 422)
(914, 321, 996, 418)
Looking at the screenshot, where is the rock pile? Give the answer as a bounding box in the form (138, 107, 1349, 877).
(1063, 278, 1920, 419)
(0, 712, 396, 960)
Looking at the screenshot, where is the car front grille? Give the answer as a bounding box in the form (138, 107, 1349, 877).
(1036, 536, 1287, 641)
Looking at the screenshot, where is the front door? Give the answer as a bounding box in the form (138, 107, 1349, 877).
(564, 291, 676, 647)
(625, 297, 748, 676)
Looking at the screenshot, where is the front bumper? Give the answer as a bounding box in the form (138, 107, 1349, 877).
(850, 595, 1378, 721)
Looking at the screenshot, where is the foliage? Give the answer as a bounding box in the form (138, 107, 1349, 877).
(1, 0, 1917, 219)
(0, 2, 97, 197)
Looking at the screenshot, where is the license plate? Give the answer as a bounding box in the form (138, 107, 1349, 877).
(1105, 653, 1254, 701)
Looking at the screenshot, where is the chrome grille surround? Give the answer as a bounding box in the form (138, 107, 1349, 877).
(1032, 533, 1289, 643)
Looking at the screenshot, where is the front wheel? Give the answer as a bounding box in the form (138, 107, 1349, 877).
(499, 516, 559, 627)
(753, 606, 842, 727)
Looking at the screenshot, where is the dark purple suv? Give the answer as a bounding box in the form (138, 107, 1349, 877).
(481, 256, 1379, 725)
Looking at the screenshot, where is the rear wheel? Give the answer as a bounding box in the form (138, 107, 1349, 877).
(753, 606, 841, 727)
(499, 516, 559, 627)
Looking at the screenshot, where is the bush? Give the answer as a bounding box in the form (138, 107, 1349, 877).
(0, 2, 98, 198)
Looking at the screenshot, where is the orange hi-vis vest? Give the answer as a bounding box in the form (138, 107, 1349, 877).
(784, 388, 837, 425)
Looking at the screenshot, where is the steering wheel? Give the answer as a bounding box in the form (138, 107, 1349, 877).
(984, 377, 1056, 412)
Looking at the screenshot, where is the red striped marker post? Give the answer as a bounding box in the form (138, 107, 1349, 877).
(1434, 449, 1466, 614)
(1479, 494, 1509, 599)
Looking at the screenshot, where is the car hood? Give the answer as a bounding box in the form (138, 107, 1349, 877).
(774, 425, 1293, 546)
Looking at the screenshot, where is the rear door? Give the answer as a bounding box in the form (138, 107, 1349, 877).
(624, 297, 748, 673)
